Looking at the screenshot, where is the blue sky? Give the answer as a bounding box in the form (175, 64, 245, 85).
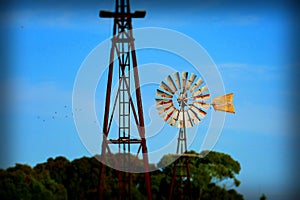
(1, 0, 299, 199)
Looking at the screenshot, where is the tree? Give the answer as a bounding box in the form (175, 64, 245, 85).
(0, 163, 67, 200)
(0, 151, 243, 199)
(260, 193, 267, 200)
(157, 150, 243, 200)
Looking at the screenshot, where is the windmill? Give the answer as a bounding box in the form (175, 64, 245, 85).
(156, 71, 234, 199)
(98, 0, 152, 199)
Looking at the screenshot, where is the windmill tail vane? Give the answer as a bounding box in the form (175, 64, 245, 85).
(212, 93, 235, 114)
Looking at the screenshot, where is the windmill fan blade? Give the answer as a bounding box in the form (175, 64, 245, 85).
(190, 105, 207, 119)
(159, 81, 175, 94)
(156, 89, 173, 99)
(213, 104, 235, 114)
(175, 110, 193, 128)
(160, 102, 173, 109)
(193, 102, 210, 110)
(190, 77, 204, 93)
(165, 75, 177, 92)
(173, 72, 181, 91)
(181, 72, 188, 92)
(193, 85, 208, 96)
(173, 109, 180, 120)
(156, 106, 165, 115)
(185, 73, 197, 92)
(187, 109, 201, 124)
(184, 110, 193, 128)
(212, 93, 234, 105)
(193, 94, 211, 102)
(157, 103, 174, 116)
(168, 117, 176, 126)
(166, 108, 178, 126)
(163, 107, 176, 122)
(155, 99, 172, 107)
(177, 110, 184, 128)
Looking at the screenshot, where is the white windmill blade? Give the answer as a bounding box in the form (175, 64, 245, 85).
(166, 108, 179, 125)
(190, 77, 203, 93)
(173, 72, 181, 91)
(176, 110, 184, 128)
(181, 72, 188, 92)
(192, 85, 208, 96)
(156, 89, 173, 99)
(187, 109, 201, 124)
(167, 109, 180, 126)
(157, 103, 174, 117)
(193, 101, 210, 110)
(185, 73, 197, 92)
(159, 81, 175, 94)
(172, 109, 180, 121)
(155, 99, 173, 107)
(163, 107, 176, 122)
(165, 75, 178, 93)
(175, 110, 193, 128)
(177, 121, 184, 128)
(184, 110, 193, 128)
(193, 94, 211, 102)
(156, 106, 165, 115)
(160, 102, 173, 110)
(190, 105, 207, 119)
(168, 117, 176, 127)
(156, 101, 173, 112)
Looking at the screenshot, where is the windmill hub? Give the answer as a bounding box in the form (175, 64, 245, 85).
(177, 93, 188, 107)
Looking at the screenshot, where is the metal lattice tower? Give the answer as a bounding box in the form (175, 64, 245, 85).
(98, 0, 152, 199)
(169, 102, 192, 200)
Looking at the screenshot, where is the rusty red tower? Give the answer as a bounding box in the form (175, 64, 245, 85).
(98, 0, 152, 199)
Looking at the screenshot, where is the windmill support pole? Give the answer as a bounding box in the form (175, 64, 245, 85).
(169, 159, 177, 200)
(99, 44, 115, 199)
(131, 47, 152, 200)
(169, 104, 192, 199)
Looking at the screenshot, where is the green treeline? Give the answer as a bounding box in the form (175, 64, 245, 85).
(0, 151, 243, 200)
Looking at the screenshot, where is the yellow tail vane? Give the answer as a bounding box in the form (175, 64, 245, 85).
(212, 93, 235, 114)
(212, 104, 235, 114)
(212, 93, 234, 105)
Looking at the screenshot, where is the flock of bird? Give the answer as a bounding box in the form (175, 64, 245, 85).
(36, 105, 82, 123)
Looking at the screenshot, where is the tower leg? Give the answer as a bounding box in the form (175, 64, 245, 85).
(99, 45, 115, 199)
